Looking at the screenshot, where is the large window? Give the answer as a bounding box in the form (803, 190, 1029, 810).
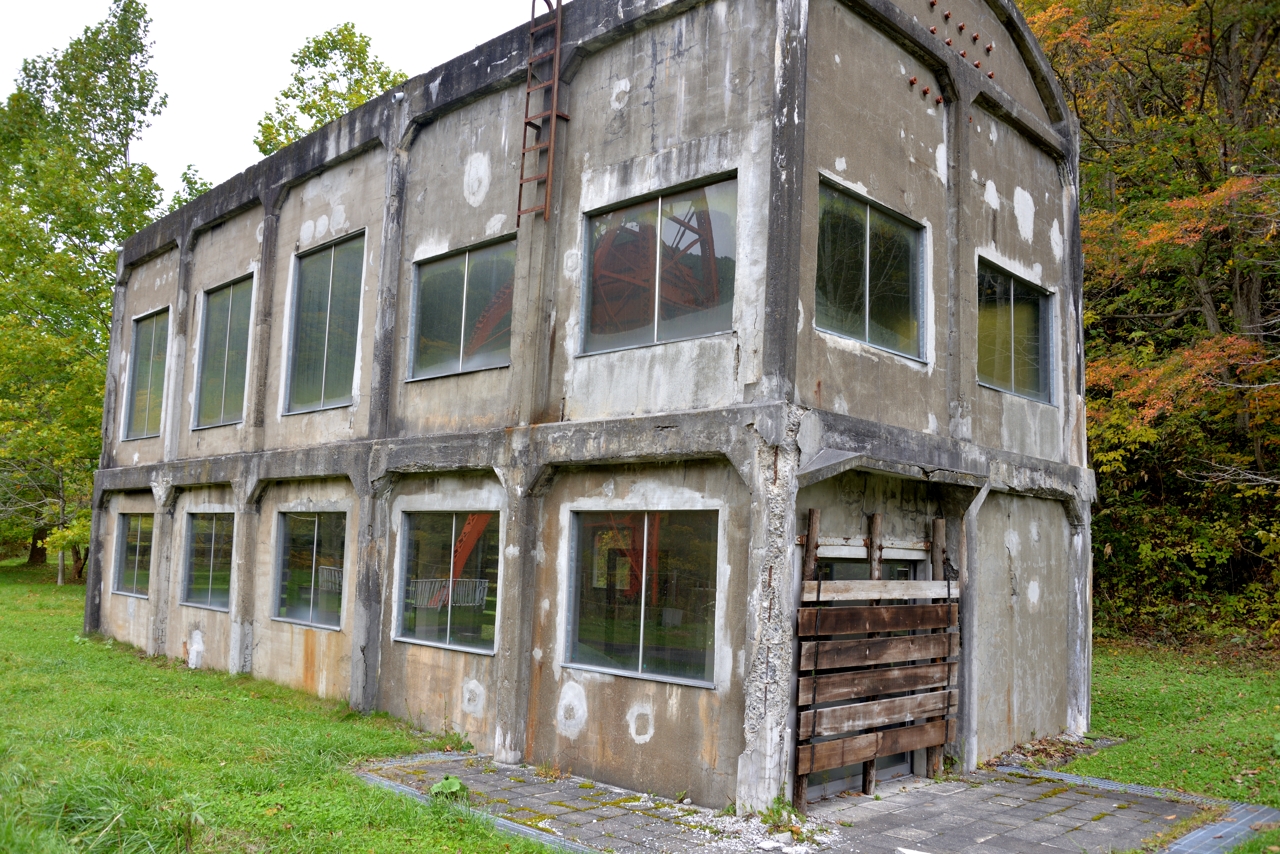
(977, 262, 1051, 401)
(196, 278, 252, 427)
(114, 513, 153, 597)
(398, 512, 500, 651)
(569, 510, 717, 684)
(584, 179, 737, 353)
(125, 310, 169, 439)
(412, 240, 515, 379)
(184, 513, 233, 610)
(815, 183, 922, 359)
(287, 236, 363, 412)
(276, 512, 346, 628)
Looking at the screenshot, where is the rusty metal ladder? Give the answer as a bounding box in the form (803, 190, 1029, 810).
(517, 0, 570, 225)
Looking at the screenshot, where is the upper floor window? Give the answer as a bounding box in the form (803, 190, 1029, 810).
(815, 183, 922, 359)
(114, 513, 153, 597)
(196, 278, 252, 428)
(568, 510, 717, 684)
(287, 235, 363, 413)
(184, 513, 233, 610)
(412, 239, 515, 379)
(276, 512, 346, 628)
(398, 511, 500, 651)
(977, 262, 1051, 402)
(584, 179, 737, 354)
(125, 310, 169, 439)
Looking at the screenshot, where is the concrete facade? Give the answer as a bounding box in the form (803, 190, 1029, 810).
(86, 0, 1093, 811)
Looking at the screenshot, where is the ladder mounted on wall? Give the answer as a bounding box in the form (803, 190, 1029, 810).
(517, 0, 570, 226)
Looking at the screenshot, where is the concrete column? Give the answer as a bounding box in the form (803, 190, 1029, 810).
(945, 83, 976, 441)
(162, 232, 196, 463)
(245, 188, 283, 453)
(957, 480, 991, 771)
(229, 470, 264, 675)
(348, 451, 388, 712)
(83, 480, 109, 635)
(1065, 496, 1092, 736)
(147, 477, 180, 657)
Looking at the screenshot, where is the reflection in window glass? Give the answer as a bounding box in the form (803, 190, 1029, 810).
(196, 278, 252, 427)
(399, 512, 500, 650)
(570, 510, 717, 683)
(977, 262, 1049, 400)
(277, 512, 345, 628)
(287, 236, 363, 412)
(126, 311, 169, 439)
(115, 514, 153, 596)
(585, 179, 736, 353)
(815, 184, 921, 358)
(412, 241, 515, 379)
(185, 513, 233, 609)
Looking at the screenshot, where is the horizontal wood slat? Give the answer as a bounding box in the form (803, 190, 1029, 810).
(797, 662, 955, 706)
(798, 689, 955, 738)
(799, 633, 959, 670)
(801, 580, 956, 602)
(795, 719, 956, 775)
(797, 603, 957, 636)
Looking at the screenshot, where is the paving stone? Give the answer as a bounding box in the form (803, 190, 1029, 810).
(998, 820, 1073, 843)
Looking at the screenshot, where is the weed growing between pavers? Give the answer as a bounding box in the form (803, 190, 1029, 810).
(0, 561, 550, 853)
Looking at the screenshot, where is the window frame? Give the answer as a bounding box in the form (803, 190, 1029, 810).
(271, 508, 349, 631)
(283, 231, 367, 415)
(181, 510, 235, 612)
(578, 173, 739, 357)
(975, 258, 1055, 404)
(813, 175, 927, 362)
(392, 508, 504, 655)
(563, 502, 724, 689)
(407, 234, 517, 383)
(123, 307, 171, 441)
(113, 512, 154, 599)
(193, 275, 255, 431)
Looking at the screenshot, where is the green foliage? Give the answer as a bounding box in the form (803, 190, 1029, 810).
(255, 23, 407, 155)
(165, 164, 212, 214)
(428, 775, 468, 801)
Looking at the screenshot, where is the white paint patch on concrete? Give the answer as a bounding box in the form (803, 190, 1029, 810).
(532, 647, 542, 662)
(935, 143, 947, 185)
(504, 544, 520, 560)
(563, 249, 582, 279)
(1014, 187, 1035, 243)
(850, 181, 868, 196)
(1050, 219, 1063, 261)
(461, 679, 486, 717)
(989, 122, 998, 144)
(315, 214, 329, 240)
(555, 681, 588, 739)
(255, 222, 264, 243)
(429, 74, 442, 101)
(485, 213, 507, 236)
(626, 701, 655, 744)
(330, 205, 347, 233)
(984, 180, 1000, 210)
(971, 169, 979, 182)
(835, 54, 841, 64)
(835, 157, 847, 172)
(540, 598, 550, 621)
(187, 629, 204, 669)
(1027, 579, 1041, 606)
(898, 62, 904, 74)
(299, 219, 315, 245)
(412, 235, 451, 263)
(927, 412, 938, 434)
(1004, 528, 1020, 555)
(463, 152, 491, 208)
(610, 78, 631, 110)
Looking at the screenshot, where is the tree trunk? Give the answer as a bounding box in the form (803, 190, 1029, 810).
(27, 528, 48, 565)
(57, 550, 65, 586)
(72, 545, 85, 581)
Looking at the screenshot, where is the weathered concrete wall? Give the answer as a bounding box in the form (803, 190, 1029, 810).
(795, 470, 941, 541)
(99, 491, 158, 652)
(160, 485, 236, 672)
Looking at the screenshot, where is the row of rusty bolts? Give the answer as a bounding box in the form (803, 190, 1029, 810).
(910, 0, 997, 102)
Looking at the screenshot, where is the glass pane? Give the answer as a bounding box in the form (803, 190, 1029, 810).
(197, 288, 231, 427)
(208, 513, 234, 609)
(186, 514, 215, 605)
(657, 181, 736, 341)
(127, 316, 155, 438)
(289, 249, 333, 411)
(1013, 283, 1046, 400)
(585, 201, 658, 352)
(815, 185, 868, 341)
(977, 264, 1013, 391)
(413, 254, 466, 378)
(313, 513, 346, 627)
(222, 279, 252, 424)
(641, 510, 717, 682)
(570, 512, 643, 671)
(400, 513, 453, 643)
(461, 242, 516, 373)
(119, 514, 153, 596)
(145, 313, 168, 437)
(816, 559, 870, 582)
(322, 238, 362, 406)
(279, 513, 318, 622)
(447, 512, 500, 650)
(867, 208, 920, 357)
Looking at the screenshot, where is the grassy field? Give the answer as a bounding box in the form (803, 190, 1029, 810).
(0, 560, 548, 853)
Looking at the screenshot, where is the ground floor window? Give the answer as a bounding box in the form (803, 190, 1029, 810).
(569, 510, 717, 683)
(184, 513, 233, 610)
(277, 512, 346, 628)
(398, 512, 499, 651)
(114, 513, 154, 597)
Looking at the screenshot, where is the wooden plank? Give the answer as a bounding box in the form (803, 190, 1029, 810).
(797, 603, 957, 636)
(798, 689, 954, 738)
(797, 662, 955, 706)
(799, 633, 958, 670)
(802, 580, 954, 602)
(796, 719, 954, 775)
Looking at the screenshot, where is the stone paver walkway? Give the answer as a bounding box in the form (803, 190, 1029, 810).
(360, 753, 1276, 854)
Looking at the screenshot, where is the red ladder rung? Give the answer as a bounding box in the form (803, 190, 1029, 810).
(520, 173, 549, 184)
(531, 18, 557, 34)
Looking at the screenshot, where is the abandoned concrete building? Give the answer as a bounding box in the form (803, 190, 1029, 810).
(84, 0, 1092, 811)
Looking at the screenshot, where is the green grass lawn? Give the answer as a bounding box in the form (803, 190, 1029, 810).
(0, 560, 549, 853)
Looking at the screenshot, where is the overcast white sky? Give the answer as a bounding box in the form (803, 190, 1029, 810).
(3, 1, 532, 199)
